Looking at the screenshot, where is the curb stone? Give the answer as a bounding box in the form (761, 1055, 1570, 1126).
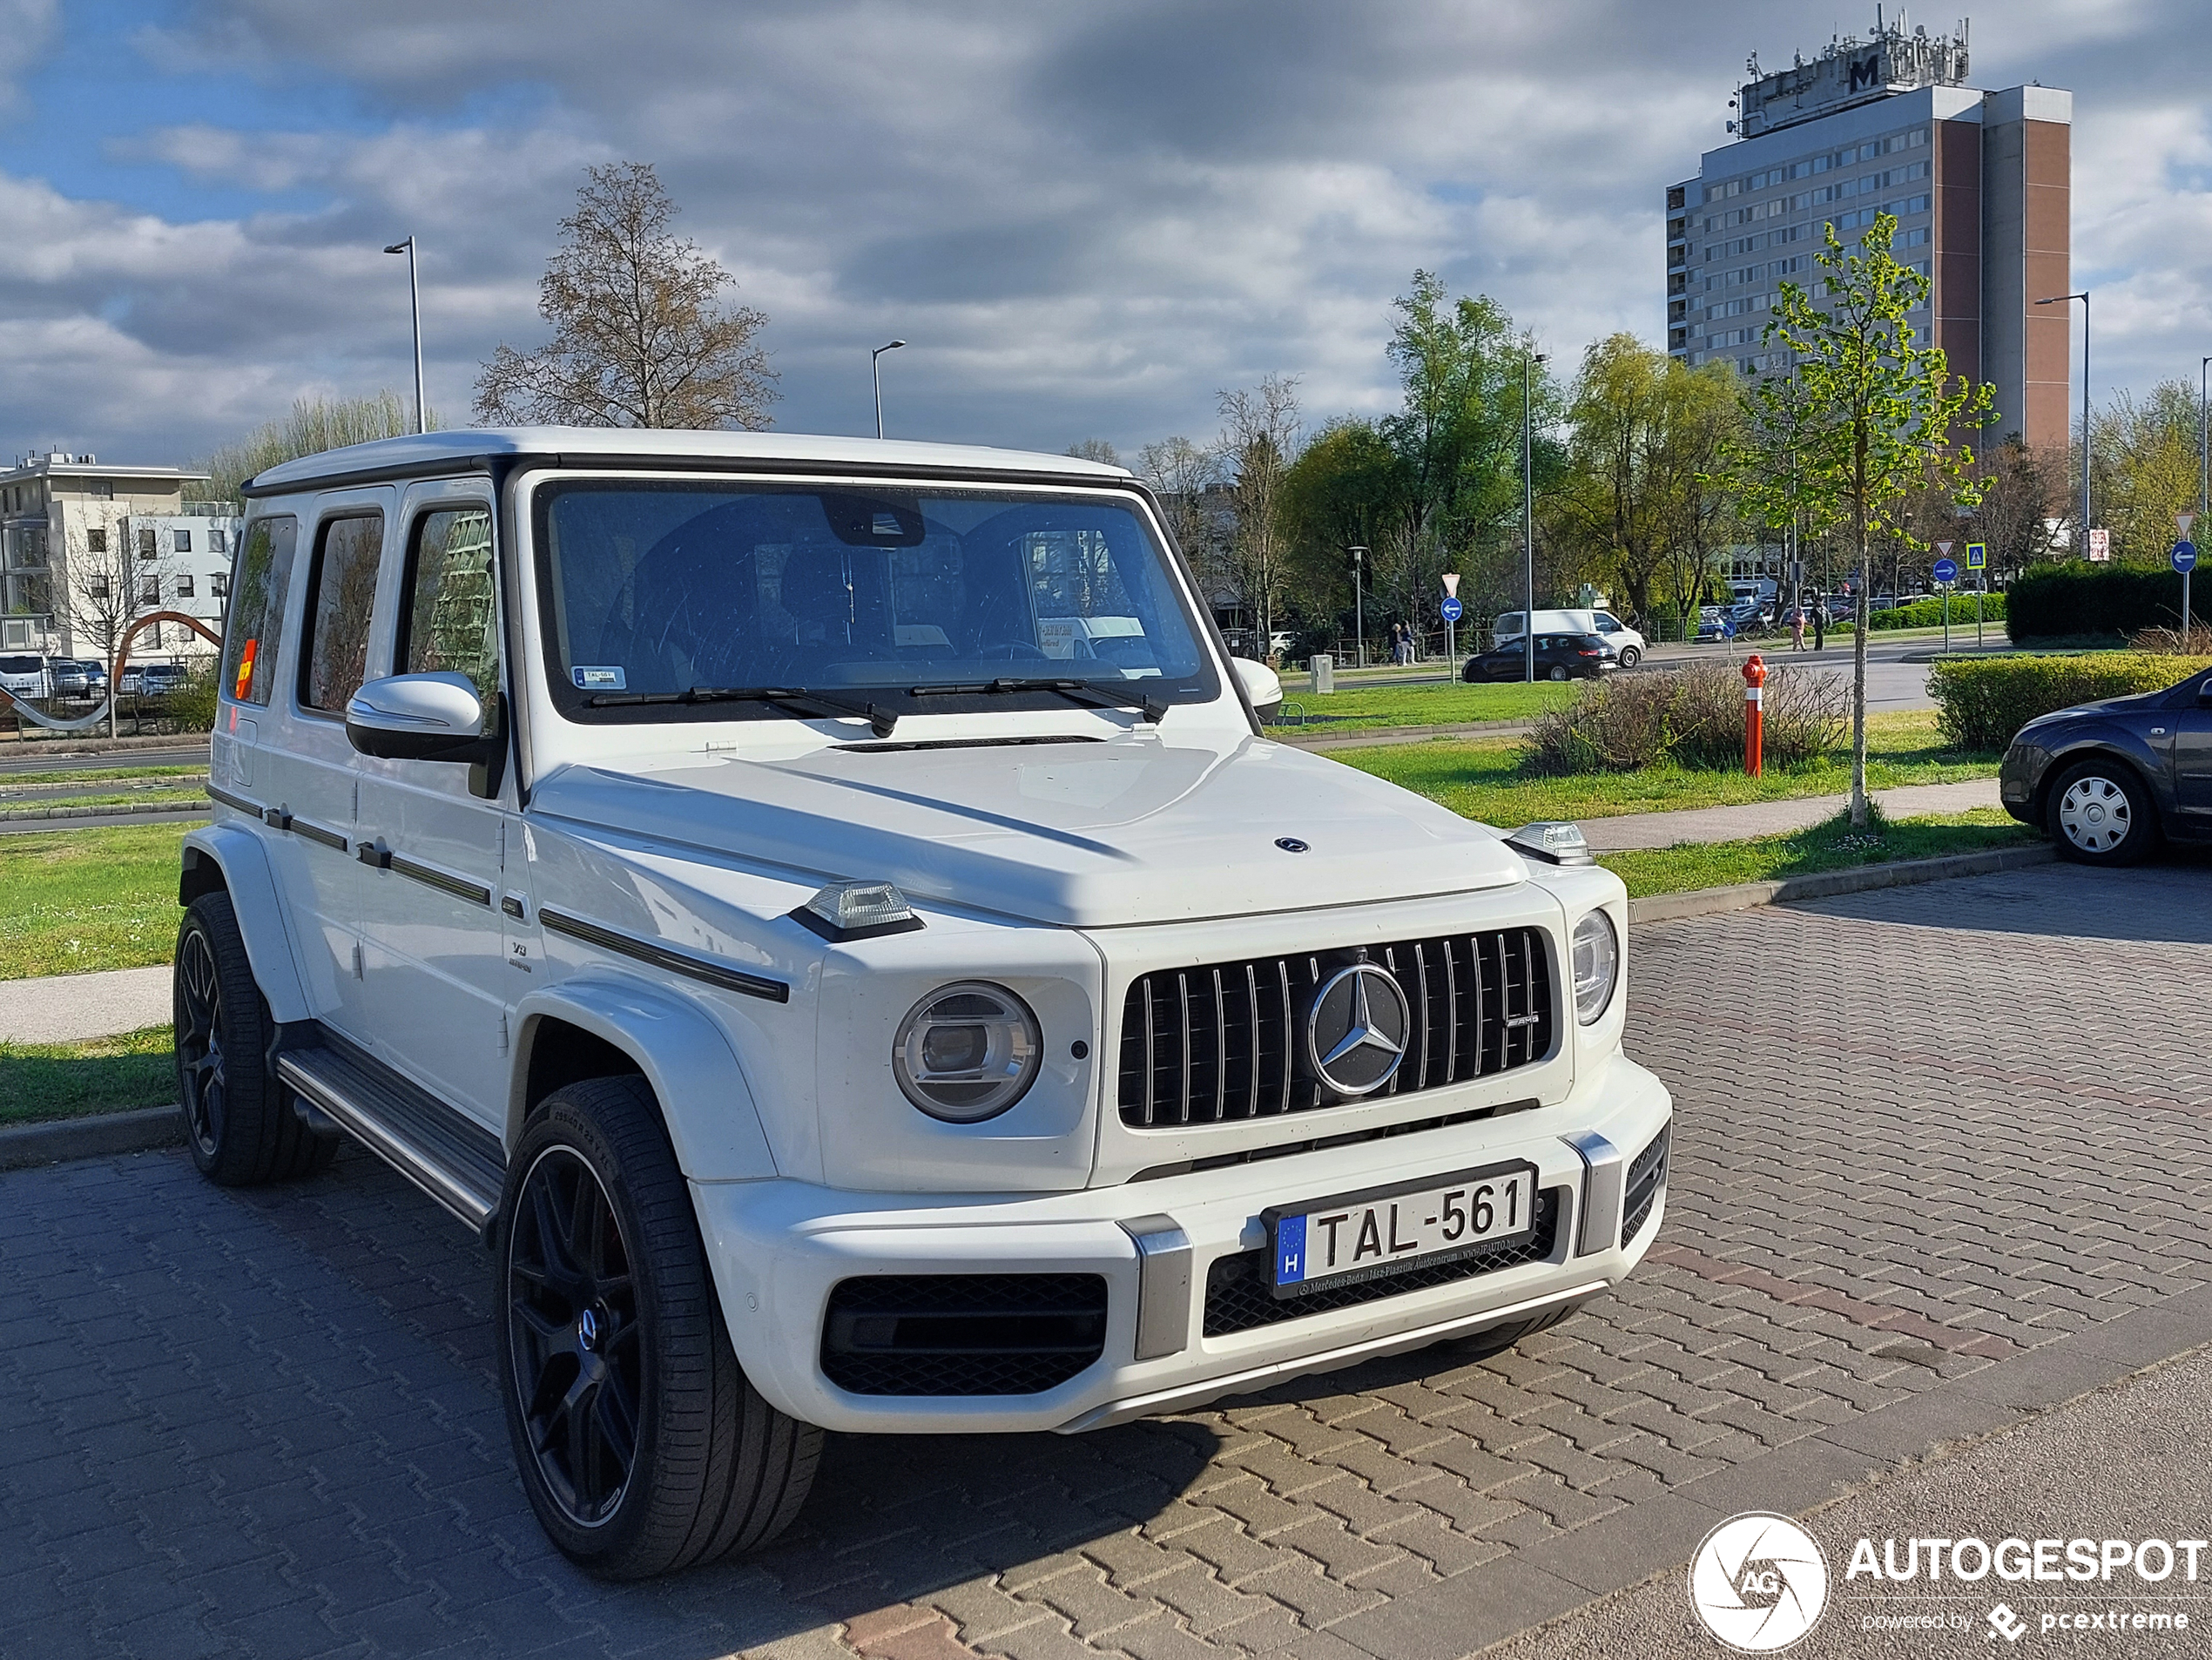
(1625, 841, 2056, 923)
(0, 1104, 183, 1171)
(0, 799, 211, 823)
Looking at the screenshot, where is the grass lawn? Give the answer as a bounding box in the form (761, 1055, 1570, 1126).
(0, 765, 207, 792)
(1597, 809, 2041, 899)
(1271, 678, 1576, 733)
(0, 1025, 175, 1125)
(0, 789, 208, 813)
(1332, 708, 2000, 827)
(0, 823, 192, 981)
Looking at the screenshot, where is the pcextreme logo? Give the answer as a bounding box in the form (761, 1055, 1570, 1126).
(1688, 1513, 1831, 1652)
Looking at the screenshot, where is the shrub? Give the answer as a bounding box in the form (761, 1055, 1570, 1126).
(1926, 652, 2212, 750)
(165, 658, 219, 733)
(1865, 592, 2006, 631)
(2006, 563, 2209, 642)
(1521, 661, 1846, 775)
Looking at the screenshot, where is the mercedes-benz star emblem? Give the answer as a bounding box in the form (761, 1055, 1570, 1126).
(1305, 962, 1411, 1097)
(577, 1307, 600, 1352)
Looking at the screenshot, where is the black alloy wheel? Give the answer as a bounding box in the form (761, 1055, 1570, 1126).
(172, 892, 337, 1185)
(175, 925, 229, 1161)
(506, 1144, 644, 1528)
(496, 1076, 821, 1577)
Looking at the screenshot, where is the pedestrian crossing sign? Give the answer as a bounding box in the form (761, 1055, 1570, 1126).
(1965, 542, 1986, 570)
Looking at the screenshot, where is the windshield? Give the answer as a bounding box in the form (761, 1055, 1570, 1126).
(534, 481, 1216, 725)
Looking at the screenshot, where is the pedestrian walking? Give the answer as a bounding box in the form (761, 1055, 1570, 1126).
(1791, 608, 1806, 652)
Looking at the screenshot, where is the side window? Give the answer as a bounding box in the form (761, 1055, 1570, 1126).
(395, 506, 499, 705)
(219, 516, 297, 706)
(300, 512, 387, 714)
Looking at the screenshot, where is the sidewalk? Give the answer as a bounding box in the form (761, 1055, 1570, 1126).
(0, 966, 172, 1044)
(1579, 776, 2003, 852)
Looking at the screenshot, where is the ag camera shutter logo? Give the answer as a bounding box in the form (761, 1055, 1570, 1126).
(1688, 1513, 1830, 1651)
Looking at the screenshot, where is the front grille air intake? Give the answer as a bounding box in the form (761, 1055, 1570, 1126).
(1622, 1126, 1669, 1245)
(820, 1273, 1108, 1396)
(1117, 928, 1554, 1129)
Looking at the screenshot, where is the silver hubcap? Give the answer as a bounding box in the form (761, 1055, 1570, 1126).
(2057, 776, 2131, 853)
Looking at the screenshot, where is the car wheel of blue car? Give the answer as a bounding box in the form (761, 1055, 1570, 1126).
(2048, 760, 2158, 867)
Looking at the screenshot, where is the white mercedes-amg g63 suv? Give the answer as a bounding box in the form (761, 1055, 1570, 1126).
(174, 429, 1671, 1577)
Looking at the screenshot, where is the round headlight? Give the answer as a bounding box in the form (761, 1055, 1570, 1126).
(1571, 910, 1620, 1025)
(893, 982, 1042, 1122)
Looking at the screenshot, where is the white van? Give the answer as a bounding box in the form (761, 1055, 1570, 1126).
(1490, 610, 1646, 668)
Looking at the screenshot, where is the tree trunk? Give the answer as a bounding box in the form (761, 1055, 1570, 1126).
(1850, 513, 1871, 827)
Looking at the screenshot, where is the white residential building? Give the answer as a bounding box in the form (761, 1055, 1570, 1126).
(0, 452, 242, 662)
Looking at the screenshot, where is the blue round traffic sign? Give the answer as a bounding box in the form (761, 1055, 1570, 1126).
(1439, 596, 1464, 622)
(1932, 557, 1959, 584)
(2175, 540, 2197, 574)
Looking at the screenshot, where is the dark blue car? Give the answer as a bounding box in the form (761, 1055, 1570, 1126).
(1999, 663, 2212, 864)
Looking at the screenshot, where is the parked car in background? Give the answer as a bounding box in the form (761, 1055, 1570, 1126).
(1493, 609, 1645, 667)
(0, 653, 55, 701)
(1464, 632, 1618, 682)
(1694, 608, 1737, 643)
(51, 659, 91, 698)
(2000, 663, 2212, 864)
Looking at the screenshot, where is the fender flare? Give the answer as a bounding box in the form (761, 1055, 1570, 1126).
(2038, 736, 2165, 823)
(509, 975, 778, 1182)
(179, 824, 314, 1024)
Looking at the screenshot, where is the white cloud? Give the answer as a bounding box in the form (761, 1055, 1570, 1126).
(2, 0, 2208, 461)
(0, 0, 57, 118)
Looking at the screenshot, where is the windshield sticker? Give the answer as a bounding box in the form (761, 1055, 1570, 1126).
(572, 665, 627, 691)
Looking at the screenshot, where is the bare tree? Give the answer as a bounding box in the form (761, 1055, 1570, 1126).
(475, 163, 777, 429)
(1136, 435, 1224, 572)
(60, 516, 171, 739)
(1217, 376, 1303, 650)
(1065, 439, 1123, 467)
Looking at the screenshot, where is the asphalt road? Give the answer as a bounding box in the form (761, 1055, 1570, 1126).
(0, 743, 207, 776)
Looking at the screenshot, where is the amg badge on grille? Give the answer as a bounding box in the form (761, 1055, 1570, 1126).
(1305, 962, 1411, 1097)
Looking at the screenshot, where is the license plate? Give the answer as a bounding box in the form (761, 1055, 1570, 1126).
(1264, 1161, 1539, 1299)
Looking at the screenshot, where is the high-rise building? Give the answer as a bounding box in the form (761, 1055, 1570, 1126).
(1665, 17, 2070, 455)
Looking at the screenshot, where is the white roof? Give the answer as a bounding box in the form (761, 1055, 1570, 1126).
(245, 427, 1132, 494)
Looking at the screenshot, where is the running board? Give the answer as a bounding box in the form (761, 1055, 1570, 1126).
(278, 1036, 506, 1233)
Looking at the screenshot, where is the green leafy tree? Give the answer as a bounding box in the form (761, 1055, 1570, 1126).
(1723, 212, 1994, 823)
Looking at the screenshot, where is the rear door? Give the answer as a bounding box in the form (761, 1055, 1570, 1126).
(351, 487, 520, 1128)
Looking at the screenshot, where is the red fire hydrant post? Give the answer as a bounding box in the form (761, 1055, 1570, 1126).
(1742, 652, 1766, 777)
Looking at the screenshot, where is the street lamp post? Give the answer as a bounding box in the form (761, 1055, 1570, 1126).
(2036, 291, 2089, 555)
(871, 340, 907, 440)
(382, 238, 425, 435)
(1347, 547, 1367, 669)
(1522, 351, 1548, 683)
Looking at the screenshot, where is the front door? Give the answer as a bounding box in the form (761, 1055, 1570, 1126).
(2173, 671, 2212, 831)
(353, 490, 523, 1130)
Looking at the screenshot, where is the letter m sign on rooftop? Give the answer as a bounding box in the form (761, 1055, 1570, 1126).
(1849, 51, 1881, 91)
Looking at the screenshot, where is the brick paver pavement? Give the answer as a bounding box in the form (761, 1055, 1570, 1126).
(3, 860, 2209, 1660)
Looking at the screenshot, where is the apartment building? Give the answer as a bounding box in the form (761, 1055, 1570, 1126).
(0, 452, 241, 660)
(1665, 17, 2071, 456)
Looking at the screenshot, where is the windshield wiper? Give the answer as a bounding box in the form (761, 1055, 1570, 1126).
(588, 685, 897, 737)
(907, 677, 1168, 725)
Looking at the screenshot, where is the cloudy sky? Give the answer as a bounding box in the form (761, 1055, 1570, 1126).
(3, 0, 2207, 470)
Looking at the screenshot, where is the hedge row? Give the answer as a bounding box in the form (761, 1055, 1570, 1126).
(2006, 563, 2209, 641)
(1927, 652, 2212, 751)
(1866, 592, 2006, 631)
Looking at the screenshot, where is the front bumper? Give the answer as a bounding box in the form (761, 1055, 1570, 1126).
(691, 1055, 1672, 1434)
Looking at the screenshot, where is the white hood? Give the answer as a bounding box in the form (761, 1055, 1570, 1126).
(528, 734, 1525, 928)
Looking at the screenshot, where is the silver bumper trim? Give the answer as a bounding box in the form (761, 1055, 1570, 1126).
(1562, 1130, 1623, 1258)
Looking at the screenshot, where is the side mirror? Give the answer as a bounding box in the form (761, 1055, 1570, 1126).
(346, 672, 494, 763)
(1231, 656, 1283, 723)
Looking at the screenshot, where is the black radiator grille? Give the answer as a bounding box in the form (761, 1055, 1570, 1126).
(1203, 1188, 1561, 1336)
(820, 1273, 1108, 1397)
(1118, 928, 1554, 1129)
(1622, 1126, 1669, 1246)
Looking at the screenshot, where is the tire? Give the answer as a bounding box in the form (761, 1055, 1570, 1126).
(2046, 759, 2159, 867)
(496, 1076, 822, 1578)
(173, 893, 339, 1185)
(1547, 665, 1568, 682)
(1616, 645, 1642, 669)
